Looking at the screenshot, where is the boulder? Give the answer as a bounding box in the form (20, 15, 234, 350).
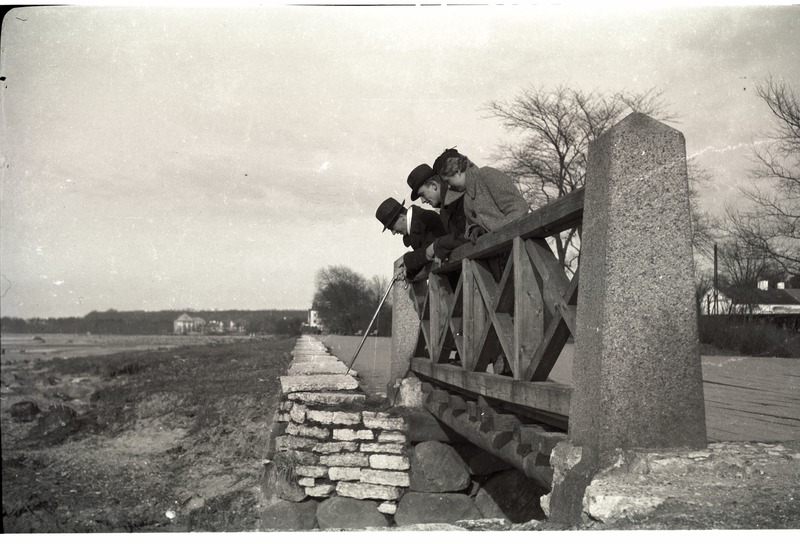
(394, 492, 482, 526)
(474, 469, 547, 523)
(316, 497, 389, 530)
(259, 499, 318, 531)
(409, 441, 471, 492)
(10, 401, 40, 422)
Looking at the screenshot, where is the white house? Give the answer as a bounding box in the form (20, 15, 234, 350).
(173, 313, 207, 334)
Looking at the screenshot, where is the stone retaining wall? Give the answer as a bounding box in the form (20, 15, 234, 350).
(268, 336, 410, 516)
(261, 336, 548, 531)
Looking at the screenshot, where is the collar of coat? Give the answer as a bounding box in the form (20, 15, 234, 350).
(463, 166, 478, 198)
(443, 181, 468, 207)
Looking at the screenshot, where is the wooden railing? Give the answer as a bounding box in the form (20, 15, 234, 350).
(407, 188, 584, 429)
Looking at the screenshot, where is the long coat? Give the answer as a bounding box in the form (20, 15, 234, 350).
(461, 166, 528, 234)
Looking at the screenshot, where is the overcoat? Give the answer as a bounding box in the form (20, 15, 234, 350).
(460, 166, 528, 234)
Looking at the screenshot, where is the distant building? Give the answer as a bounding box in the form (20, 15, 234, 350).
(308, 309, 321, 329)
(301, 309, 323, 334)
(173, 313, 206, 334)
(701, 281, 800, 315)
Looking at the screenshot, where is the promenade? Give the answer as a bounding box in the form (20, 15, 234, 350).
(320, 335, 800, 443)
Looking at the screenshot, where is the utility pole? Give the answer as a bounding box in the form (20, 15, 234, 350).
(713, 243, 719, 315)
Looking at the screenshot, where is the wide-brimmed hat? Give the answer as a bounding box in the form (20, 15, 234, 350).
(407, 164, 437, 201)
(432, 148, 461, 175)
(375, 197, 406, 232)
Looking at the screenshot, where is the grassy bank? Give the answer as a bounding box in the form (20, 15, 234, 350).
(698, 317, 800, 358)
(1, 335, 296, 532)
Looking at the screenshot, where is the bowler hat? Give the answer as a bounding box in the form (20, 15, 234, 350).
(407, 164, 436, 201)
(375, 197, 406, 232)
(432, 148, 461, 176)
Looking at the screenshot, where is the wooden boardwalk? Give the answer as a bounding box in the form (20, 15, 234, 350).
(320, 336, 800, 443)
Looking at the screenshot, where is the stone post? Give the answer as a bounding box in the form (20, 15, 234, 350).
(388, 256, 421, 398)
(569, 113, 707, 456)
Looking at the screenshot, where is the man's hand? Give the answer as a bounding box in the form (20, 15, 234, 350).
(394, 264, 411, 289)
(467, 225, 486, 244)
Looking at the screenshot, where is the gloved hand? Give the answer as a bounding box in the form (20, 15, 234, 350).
(467, 225, 486, 244)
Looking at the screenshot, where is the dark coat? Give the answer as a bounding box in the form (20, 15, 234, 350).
(402, 205, 447, 278)
(433, 184, 468, 261)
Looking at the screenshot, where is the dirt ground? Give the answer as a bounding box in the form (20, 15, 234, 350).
(1, 335, 295, 533)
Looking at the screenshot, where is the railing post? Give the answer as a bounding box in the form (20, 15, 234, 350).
(569, 112, 707, 457)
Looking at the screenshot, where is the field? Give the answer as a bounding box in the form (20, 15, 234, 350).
(1, 333, 295, 532)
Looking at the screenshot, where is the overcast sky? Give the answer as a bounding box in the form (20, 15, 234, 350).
(1, 3, 798, 319)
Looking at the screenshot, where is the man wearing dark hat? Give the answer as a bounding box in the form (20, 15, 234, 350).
(375, 196, 446, 280)
(406, 163, 468, 263)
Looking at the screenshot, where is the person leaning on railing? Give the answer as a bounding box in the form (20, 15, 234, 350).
(375, 196, 447, 281)
(431, 148, 529, 243)
(406, 163, 469, 264)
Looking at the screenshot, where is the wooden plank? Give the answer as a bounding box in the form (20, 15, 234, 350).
(524, 238, 571, 322)
(479, 413, 523, 433)
(520, 243, 578, 381)
(428, 273, 446, 363)
(432, 188, 584, 274)
(472, 263, 515, 366)
(462, 260, 477, 370)
(524, 312, 572, 382)
(448, 394, 468, 416)
(513, 236, 543, 380)
(421, 392, 554, 490)
(411, 357, 572, 418)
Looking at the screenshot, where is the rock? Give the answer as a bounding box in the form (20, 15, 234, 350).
(316, 497, 389, 530)
(583, 488, 665, 522)
(261, 459, 306, 503)
(335, 482, 403, 501)
(394, 376, 425, 408)
(287, 392, 366, 407)
(474, 469, 547, 523)
(409, 441, 471, 492)
(454, 518, 513, 531)
(453, 443, 512, 475)
(10, 401, 40, 422)
(394, 492, 482, 526)
(279, 374, 359, 394)
(26, 404, 82, 446)
(259, 499, 318, 531)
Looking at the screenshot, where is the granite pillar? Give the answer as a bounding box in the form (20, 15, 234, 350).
(388, 256, 421, 398)
(569, 113, 707, 456)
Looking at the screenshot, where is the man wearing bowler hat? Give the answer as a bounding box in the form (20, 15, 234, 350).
(375, 196, 446, 280)
(406, 163, 468, 263)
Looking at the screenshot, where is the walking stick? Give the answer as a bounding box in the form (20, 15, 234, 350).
(345, 276, 398, 374)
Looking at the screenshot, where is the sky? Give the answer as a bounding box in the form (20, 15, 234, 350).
(1, 3, 798, 319)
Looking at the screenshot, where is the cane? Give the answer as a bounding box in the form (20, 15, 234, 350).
(344, 275, 398, 374)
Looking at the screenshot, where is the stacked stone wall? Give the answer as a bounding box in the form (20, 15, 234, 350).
(261, 336, 548, 530)
(267, 336, 410, 518)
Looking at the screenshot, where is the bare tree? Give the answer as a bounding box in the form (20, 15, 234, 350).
(727, 77, 800, 277)
(687, 158, 718, 260)
(485, 86, 675, 271)
(716, 239, 783, 292)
